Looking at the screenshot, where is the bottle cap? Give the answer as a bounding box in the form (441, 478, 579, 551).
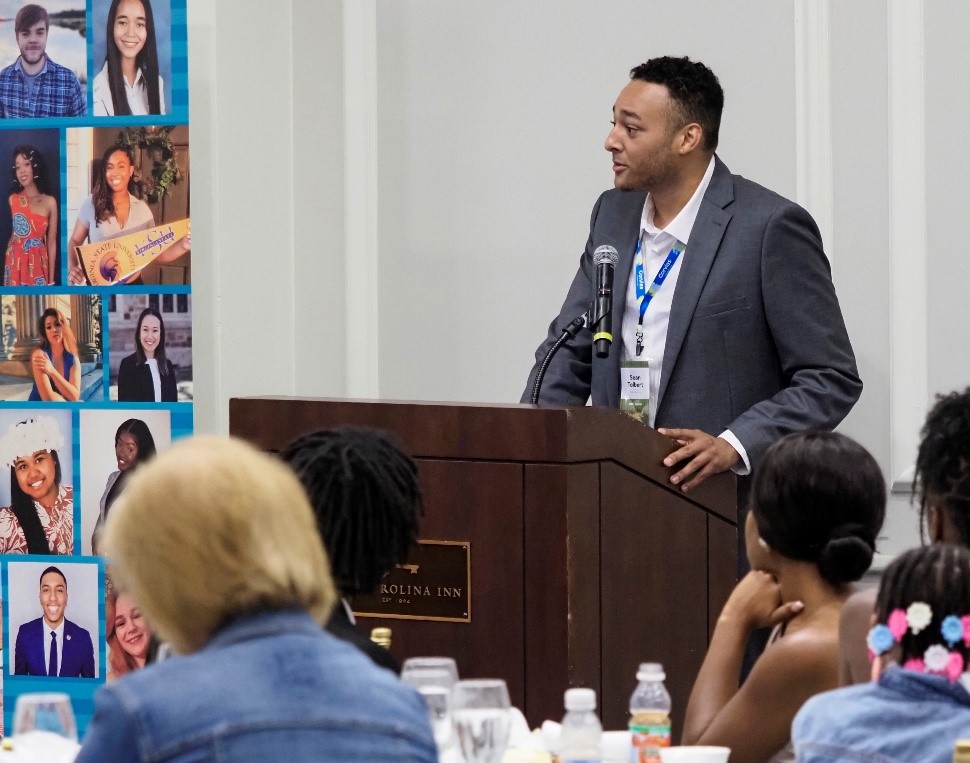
(370, 627, 392, 649)
(637, 662, 665, 681)
(564, 687, 596, 711)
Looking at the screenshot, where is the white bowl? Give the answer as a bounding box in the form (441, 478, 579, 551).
(658, 746, 731, 763)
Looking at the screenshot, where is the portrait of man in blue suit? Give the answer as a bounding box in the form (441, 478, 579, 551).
(14, 565, 95, 678)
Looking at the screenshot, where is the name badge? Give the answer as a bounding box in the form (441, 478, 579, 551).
(620, 359, 650, 425)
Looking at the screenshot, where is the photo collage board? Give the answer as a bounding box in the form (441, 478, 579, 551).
(0, 0, 190, 735)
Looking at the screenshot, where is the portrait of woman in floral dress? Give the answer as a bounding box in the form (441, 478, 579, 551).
(0, 416, 73, 554)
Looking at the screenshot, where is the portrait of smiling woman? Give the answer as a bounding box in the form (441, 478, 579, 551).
(118, 307, 177, 402)
(93, 0, 165, 116)
(91, 418, 157, 554)
(106, 588, 153, 681)
(0, 415, 73, 555)
(29, 307, 80, 402)
(4, 144, 57, 286)
(68, 142, 189, 285)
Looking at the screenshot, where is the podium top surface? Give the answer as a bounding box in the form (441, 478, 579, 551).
(230, 397, 736, 520)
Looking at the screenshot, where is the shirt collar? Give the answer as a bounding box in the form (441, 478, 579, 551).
(641, 155, 717, 245)
(44, 619, 65, 637)
(14, 55, 48, 77)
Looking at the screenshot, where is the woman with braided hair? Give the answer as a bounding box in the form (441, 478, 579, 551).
(794, 544, 970, 761)
(681, 431, 885, 763)
(280, 426, 423, 673)
(839, 387, 970, 684)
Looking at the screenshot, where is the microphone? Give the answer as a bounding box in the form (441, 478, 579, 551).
(592, 245, 619, 358)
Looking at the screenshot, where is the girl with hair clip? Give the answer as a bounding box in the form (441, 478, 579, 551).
(29, 307, 81, 402)
(681, 431, 886, 763)
(0, 416, 73, 554)
(4, 145, 57, 286)
(839, 387, 970, 684)
(117, 307, 177, 402)
(793, 544, 970, 761)
(93, 0, 164, 116)
(68, 144, 189, 285)
(91, 418, 157, 555)
(105, 588, 153, 681)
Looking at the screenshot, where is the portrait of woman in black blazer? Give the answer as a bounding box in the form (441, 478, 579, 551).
(118, 307, 177, 402)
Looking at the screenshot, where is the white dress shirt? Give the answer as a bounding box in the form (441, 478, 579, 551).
(620, 156, 750, 474)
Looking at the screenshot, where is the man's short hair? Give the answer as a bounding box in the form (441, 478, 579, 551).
(103, 436, 337, 655)
(39, 565, 65, 587)
(15, 5, 49, 34)
(629, 56, 724, 151)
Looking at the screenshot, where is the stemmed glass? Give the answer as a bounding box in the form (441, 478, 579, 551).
(449, 679, 511, 763)
(13, 692, 77, 741)
(401, 657, 460, 750)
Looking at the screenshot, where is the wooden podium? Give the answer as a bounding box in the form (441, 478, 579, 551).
(229, 397, 737, 733)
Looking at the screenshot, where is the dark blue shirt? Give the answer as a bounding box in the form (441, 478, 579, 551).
(0, 57, 84, 118)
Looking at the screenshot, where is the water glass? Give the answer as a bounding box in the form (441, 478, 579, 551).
(401, 656, 459, 685)
(449, 678, 511, 763)
(13, 693, 77, 741)
(402, 666, 457, 748)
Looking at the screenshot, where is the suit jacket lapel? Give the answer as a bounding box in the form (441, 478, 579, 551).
(656, 157, 735, 411)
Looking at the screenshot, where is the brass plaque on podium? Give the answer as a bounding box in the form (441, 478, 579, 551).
(352, 540, 471, 623)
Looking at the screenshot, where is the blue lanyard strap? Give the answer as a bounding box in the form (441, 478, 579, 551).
(634, 234, 685, 356)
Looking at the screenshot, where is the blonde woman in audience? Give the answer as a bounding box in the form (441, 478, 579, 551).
(794, 544, 970, 762)
(682, 432, 885, 763)
(75, 436, 436, 763)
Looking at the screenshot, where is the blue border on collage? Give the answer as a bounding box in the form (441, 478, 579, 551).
(2, 555, 106, 737)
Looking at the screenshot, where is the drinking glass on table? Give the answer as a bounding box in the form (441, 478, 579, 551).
(449, 679, 511, 763)
(13, 693, 77, 741)
(401, 656, 459, 685)
(401, 660, 459, 749)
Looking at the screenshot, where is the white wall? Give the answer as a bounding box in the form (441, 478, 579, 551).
(189, 0, 970, 557)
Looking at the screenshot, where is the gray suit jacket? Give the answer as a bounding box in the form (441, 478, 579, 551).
(522, 157, 861, 470)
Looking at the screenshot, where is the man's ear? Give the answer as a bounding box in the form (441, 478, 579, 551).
(676, 123, 704, 155)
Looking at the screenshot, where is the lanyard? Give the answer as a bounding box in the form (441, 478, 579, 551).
(634, 233, 685, 356)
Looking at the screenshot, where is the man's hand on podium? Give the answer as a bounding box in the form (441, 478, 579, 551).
(658, 427, 741, 492)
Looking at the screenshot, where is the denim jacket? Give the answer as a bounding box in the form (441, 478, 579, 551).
(75, 609, 437, 762)
(792, 665, 970, 762)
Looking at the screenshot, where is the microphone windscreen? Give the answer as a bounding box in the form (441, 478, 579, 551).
(593, 245, 618, 267)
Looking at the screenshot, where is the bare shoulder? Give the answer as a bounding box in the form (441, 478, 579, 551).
(745, 623, 841, 700)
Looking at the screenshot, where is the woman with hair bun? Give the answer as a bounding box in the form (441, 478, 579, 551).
(794, 544, 970, 761)
(681, 431, 886, 763)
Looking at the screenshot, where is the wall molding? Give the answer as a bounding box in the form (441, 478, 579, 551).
(343, 0, 380, 397)
(887, 0, 927, 483)
(793, 0, 834, 258)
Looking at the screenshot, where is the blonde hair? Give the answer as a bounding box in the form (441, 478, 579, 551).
(102, 436, 336, 654)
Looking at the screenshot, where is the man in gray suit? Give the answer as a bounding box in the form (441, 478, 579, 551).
(523, 56, 860, 494)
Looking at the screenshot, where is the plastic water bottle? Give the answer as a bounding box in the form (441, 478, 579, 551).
(629, 663, 671, 763)
(559, 687, 602, 762)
